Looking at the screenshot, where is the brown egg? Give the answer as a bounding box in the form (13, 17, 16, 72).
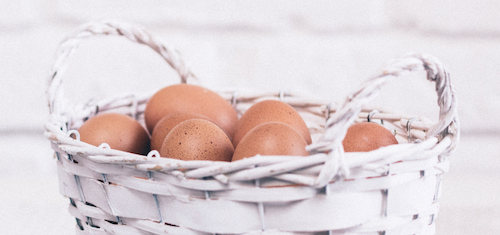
(150, 112, 212, 151)
(232, 99, 312, 148)
(144, 84, 238, 139)
(78, 113, 150, 155)
(159, 119, 234, 161)
(342, 122, 398, 152)
(232, 122, 309, 161)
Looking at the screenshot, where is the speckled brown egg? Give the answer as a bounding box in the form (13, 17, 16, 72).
(150, 112, 212, 151)
(232, 99, 312, 148)
(78, 113, 150, 155)
(159, 119, 234, 161)
(144, 84, 238, 140)
(342, 122, 398, 152)
(232, 122, 309, 161)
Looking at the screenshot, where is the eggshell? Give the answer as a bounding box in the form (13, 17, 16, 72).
(160, 119, 234, 161)
(232, 99, 312, 148)
(150, 112, 212, 151)
(232, 122, 309, 161)
(78, 113, 150, 155)
(342, 122, 398, 152)
(144, 84, 238, 139)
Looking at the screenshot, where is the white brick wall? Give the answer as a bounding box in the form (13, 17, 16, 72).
(0, 1, 494, 134)
(1, 1, 498, 133)
(387, 0, 500, 34)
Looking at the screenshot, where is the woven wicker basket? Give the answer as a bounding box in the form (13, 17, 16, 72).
(45, 21, 459, 235)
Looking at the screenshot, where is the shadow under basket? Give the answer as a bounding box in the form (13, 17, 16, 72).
(45, 21, 460, 235)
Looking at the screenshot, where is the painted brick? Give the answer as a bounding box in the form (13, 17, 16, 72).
(1, 1, 499, 134)
(437, 134, 500, 235)
(0, 0, 41, 29)
(0, 26, 61, 131)
(285, 0, 389, 32)
(3, 23, 499, 133)
(386, 0, 500, 34)
(50, 0, 393, 33)
(52, 0, 289, 31)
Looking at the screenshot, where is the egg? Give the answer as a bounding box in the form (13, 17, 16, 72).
(78, 113, 150, 155)
(232, 122, 309, 161)
(144, 84, 238, 140)
(232, 99, 312, 148)
(159, 119, 234, 161)
(342, 122, 398, 152)
(150, 112, 212, 151)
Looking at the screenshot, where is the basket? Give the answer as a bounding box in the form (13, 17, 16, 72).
(45, 21, 459, 235)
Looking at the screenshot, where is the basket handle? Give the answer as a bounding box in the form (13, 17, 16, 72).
(308, 53, 460, 187)
(46, 20, 196, 117)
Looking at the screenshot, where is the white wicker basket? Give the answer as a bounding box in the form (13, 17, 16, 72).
(45, 21, 459, 235)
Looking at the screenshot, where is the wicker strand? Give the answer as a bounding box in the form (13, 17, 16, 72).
(46, 20, 196, 128)
(308, 53, 459, 188)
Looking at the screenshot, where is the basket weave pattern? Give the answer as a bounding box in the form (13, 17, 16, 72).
(45, 21, 459, 235)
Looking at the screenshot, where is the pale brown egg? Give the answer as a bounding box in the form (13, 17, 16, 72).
(342, 122, 398, 152)
(232, 122, 309, 161)
(232, 99, 312, 148)
(144, 84, 238, 140)
(78, 113, 150, 155)
(150, 112, 212, 151)
(159, 119, 234, 161)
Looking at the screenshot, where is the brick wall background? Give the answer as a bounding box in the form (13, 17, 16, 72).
(2, 0, 500, 134)
(1, 1, 499, 234)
